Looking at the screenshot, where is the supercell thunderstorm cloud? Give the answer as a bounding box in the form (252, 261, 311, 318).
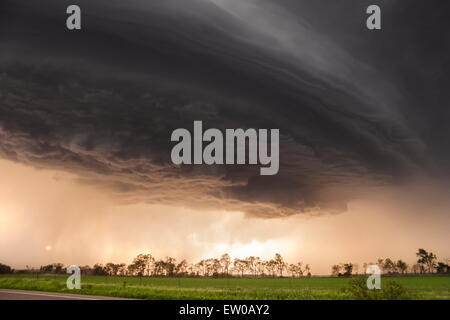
(0, 0, 450, 221)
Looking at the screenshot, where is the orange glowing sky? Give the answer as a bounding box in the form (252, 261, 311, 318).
(1, 159, 448, 275)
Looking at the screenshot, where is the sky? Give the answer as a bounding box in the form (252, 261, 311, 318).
(0, 0, 449, 274)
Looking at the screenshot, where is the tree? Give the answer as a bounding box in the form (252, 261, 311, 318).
(362, 262, 368, 274)
(117, 263, 127, 276)
(274, 254, 286, 277)
(92, 264, 108, 276)
(105, 262, 122, 276)
(253, 257, 263, 277)
(287, 262, 308, 277)
(0, 263, 12, 274)
(377, 259, 384, 274)
(53, 263, 65, 274)
(352, 264, 359, 275)
(411, 263, 424, 274)
(40, 263, 65, 274)
(343, 263, 353, 276)
(175, 259, 188, 276)
(164, 257, 176, 276)
(262, 260, 274, 277)
(195, 260, 206, 275)
(296, 262, 305, 277)
(80, 265, 92, 276)
(233, 258, 247, 277)
(246, 256, 258, 277)
(127, 263, 137, 276)
(131, 254, 153, 276)
(331, 264, 342, 276)
(187, 263, 196, 276)
(436, 262, 449, 274)
(288, 264, 297, 277)
(204, 259, 214, 276)
(304, 264, 311, 277)
(40, 264, 54, 273)
(383, 258, 397, 274)
(154, 260, 166, 276)
(209, 258, 221, 277)
(220, 254, 231, 276)
(416, 249, 437, 273)
(396, 260, 408, 274)
(132, 255, 146, 276)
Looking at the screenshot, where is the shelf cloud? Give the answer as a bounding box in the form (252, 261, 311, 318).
(1, 0, 449, 217)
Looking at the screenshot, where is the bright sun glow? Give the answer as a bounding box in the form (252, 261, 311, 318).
(209, 239, 297, 260)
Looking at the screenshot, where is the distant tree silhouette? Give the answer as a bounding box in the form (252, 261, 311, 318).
(220, 254, 231, 276)
(233, 258, 247, 277)
(0, 263, 12, 274)
(40, 263, 65, 274)
(127, 263, 136, 276)
(288, 262, 308, 277)
(130, 254, 153, 276)
(246, 256, 258, 277)
(210, 258, 221, 277)
(331, 264, 342, 276)
(343, 263, 353, 276)
(265, 260, 277, 277)
(195, 260, 206, 276)
(164, 257, 176, 276)
(376, 259, 384, 274)
(411, 263, 424, 274)
(255, 257, 264, 276)
(383, 258, 397, 274)
(304, 264, 311, 276)
(20, 248, 450, 279)
(274, 254, 285, 277)
(175, 259, 188, 276)
(92, 264, 108, 276)
(362, 262, 368, 274)
(416, 249, 437, 273)
(154, 259, 171, 276)
(436, 261, 449, 274)
(105, 262, 124, 276)
(396, 260, 408, 274)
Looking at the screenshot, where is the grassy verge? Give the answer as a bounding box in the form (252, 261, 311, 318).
(0, 275, 448, 300)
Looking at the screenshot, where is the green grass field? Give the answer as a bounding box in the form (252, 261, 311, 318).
(0, 274, 449, 300)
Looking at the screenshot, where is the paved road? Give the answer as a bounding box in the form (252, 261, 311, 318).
(0, 289, 131, 300)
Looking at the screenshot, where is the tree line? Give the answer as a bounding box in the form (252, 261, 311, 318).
(80, 253, 310, 278)
(1, 248, 448, 277)
(331, 249, 450, 276)
(2, 253, 310, 278)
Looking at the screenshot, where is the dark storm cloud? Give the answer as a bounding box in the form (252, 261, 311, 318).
(0, 0, 449, 216)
